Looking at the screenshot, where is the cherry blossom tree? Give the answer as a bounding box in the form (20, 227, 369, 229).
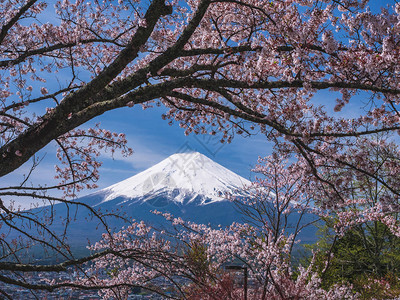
(36, 153, 352, 299)
(0, 154, 358, 299)
(1, 0, 400, 297)
(306, 134, 400, 298)
(74, 213, 355, 299)
(233, 153, 318, 252)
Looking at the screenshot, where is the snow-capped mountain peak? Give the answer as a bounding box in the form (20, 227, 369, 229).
(100, 152, 251, 205)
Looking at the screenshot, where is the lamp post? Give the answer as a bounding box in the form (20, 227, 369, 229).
(225, 265, 248, 300)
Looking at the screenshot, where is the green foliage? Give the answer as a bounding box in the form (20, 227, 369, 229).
(106, 266, 119, 278)
(184, 240, 210, 280)
(305, 219, 400, 299)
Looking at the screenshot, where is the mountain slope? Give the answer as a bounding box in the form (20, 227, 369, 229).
(96, 152, 251, 205)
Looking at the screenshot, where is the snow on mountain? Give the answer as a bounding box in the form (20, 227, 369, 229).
(99, 152, 251, 205)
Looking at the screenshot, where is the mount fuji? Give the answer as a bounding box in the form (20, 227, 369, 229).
(68, 152, 252, 232)
(94, 151, 251, 206)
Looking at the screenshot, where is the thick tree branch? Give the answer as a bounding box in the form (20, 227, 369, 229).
(0, 0, 38, 45)
(0, 0, 172, 178)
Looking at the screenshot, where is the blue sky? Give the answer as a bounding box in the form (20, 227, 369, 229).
(85, 104, 273, 188)
(2, 0, 396, 208)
